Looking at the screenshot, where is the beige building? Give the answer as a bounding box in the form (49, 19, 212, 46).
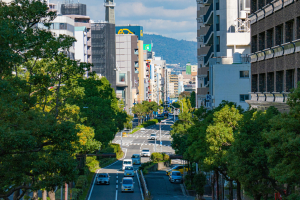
(170, 74, 179, 98)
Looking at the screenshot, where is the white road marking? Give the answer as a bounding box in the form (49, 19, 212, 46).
(115, 190, 118, 200)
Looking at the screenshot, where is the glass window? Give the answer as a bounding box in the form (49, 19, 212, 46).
(240, 71, 249, 78)
(240, 94, 250, 102)
(119, 73, 126, 82)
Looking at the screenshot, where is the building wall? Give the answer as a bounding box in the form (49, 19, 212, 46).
(75, 27, 88, 63)
(137, 40, 144, 102)
(212, 64, 251, 110)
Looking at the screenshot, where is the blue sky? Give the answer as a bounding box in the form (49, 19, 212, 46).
(83, 0, 196, 41)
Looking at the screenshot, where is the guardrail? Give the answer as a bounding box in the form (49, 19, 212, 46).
(139, 170, 150, 199)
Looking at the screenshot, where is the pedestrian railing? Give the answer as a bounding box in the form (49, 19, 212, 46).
(139, 170, 150, 199)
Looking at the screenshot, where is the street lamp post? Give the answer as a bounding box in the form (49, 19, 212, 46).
(160, 121, 162, 152)
(155, 131, 157, 152)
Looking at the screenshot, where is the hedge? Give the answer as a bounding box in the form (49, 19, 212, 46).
(150, 152, 163, 163)
(76, 175, 88, 190)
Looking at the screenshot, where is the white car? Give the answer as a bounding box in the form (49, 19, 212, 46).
(122, 159, 132, 170)
(141, 128, 145, 130)
(141, 148, 150, 157)
(149, 133, 157, 140)
(121, 177, 135, 193)
(96, 173, 110, 185)
(124, 166, 134, 177)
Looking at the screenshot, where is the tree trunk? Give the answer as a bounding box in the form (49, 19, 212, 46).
(32, 191, 38, 200)
(48, 190, 55, 200)
(64, 183, 68, 200)
(13, 190, 20, 200)
(229, 180, 233, 200)
(212, 174, 215, 200)
(236, 180, 242, 200)
(216, 171, 220, 200)
(42, 190, 47, 200)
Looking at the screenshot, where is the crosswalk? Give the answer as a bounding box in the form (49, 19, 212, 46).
(115, 135, 171, 139)
(112, 141, 172, 147)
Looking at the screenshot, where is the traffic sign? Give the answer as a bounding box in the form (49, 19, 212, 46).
(206, 94, 212, 101)
(160, 142, 162, 145)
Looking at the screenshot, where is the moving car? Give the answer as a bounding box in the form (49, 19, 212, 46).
(121, 177, 135, 193)
(141, 148, 150, 157)
(131, 154, 141, 165)
(122, 159, 132, 170)
(149, 133, 157, 140)
(96, 173, 110, 185)
(169, 171, 183, 183)
(124, 166, 134, 177)
(166, 165, 189, 176)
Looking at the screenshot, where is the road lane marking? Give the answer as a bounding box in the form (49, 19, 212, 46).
(87, 168, 100, 200)
(115, 190, 118, 200)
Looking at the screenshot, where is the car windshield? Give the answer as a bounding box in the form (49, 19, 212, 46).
(125, 166, 133, 170)
(132, 155, 140, 158)
(142, 150, 149, 152)
(150, 134, 156, 136)
(98, 174, 107, 177)
(124, 161, 131, 164)
(123, 179, 133, 184)
(172, 172, 181, 176)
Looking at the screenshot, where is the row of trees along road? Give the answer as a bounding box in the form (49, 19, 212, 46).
(0, 1, 129, 199)
(132, 101, 163, 125)
(171, 89, 300, 200)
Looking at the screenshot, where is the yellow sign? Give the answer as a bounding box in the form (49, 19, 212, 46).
(117, 29, 134, 35)
(140, 30, 143, 37)
(122, 132, 127, 137)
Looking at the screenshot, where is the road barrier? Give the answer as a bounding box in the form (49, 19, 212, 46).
(139, 170, 150, 199)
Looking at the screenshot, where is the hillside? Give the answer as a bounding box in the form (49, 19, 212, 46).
(143, 34, 197, 66)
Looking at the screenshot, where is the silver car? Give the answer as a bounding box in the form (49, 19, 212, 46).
(121, 177, 135, 193)
(96, 173, 110, 185)
(141, 148, 150, 157)
(124, 166, 134, 177)
(169, 171, 183, 183)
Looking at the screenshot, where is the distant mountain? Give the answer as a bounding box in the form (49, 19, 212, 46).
(143, 34, 197, 66)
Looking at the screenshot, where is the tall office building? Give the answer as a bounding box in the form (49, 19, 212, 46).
(196, 0, 251, 110)
(246, 0, 300, 112)
(104, 0, 115, 24)
(91, 22, 116, 89)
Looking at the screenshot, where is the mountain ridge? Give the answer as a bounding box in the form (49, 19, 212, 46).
(143, 33, 197, 66)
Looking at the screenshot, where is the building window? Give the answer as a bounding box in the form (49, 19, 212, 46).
(240, 71, 250, 78)
(259, 32, 265, 51)
(251, 0, 257, 13)
(259, 73, 266, 92)
(252, 74, 258, 92)
(276, 71, 284, 92)
(216, 0, 219, 10)
(216, 36, 220, 52)
(216, 15, 220, 31)
(285, 20, 294, 43)
(297, 17, 300, 39)
(286, 69, 295, 92)
(252, 35, 257, 53)
(240, 94, 250, 102)
(266, 28, 274, 48)
(267, 72, 274, 92)
(275, 24, 283, 46)
(119, 73, 125, 82)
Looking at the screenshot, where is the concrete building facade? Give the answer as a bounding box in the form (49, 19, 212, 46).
(247, 0, 300, 112)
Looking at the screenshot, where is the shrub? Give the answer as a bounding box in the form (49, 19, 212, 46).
(76, 175, 88, 190)
(162, 153, 169, 161)
(193, 173, 207, 196)
(151, 152, 163, 163)
(86, 157, 99, 171)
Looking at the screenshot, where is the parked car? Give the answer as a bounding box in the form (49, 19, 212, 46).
(131, 154, 141, 165)
(166, 165, 189, 176)
(122, 159, 132, 170)
(149, 133, 157, 140)
(124, 166, 134, 177)
(169, 171, 183, 183)
(141, 148, 150, 157)
(121, 177, 135, 193)
(96, 173, 110, 185)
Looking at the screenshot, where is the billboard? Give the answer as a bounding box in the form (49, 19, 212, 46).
(115, 25, 143, 40)
(186, 62, 191, 75)
(143, 44, 152, 52)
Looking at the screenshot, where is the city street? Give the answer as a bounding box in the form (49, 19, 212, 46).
(87, 117, 189, 200)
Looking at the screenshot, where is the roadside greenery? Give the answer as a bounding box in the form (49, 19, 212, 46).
(132, 101, 160, 125)
(171, 89, 300, 200)
(0, 1, 129, 199)
(131, 119, 159, 134)
(139, 152, 170, 174)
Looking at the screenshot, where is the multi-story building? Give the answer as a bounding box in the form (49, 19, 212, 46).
(115, 34, 139, 113)
(61, 3, 92, 64)
(246, 0, 300, 112)
(196, 0, 251, 109)
(170, 74, 179, 98)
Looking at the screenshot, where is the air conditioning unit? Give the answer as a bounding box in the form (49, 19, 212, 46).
(240, 11, 248, 19)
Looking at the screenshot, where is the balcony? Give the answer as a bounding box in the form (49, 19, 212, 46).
(202, 26, 213, 45)
(264, 4, 273, 17)
(273, 0, 283, 12)
(198, 46, 214, 65)
(198, 67, 209, 77)
(134, 49, 138, 55)
(249, 13, 257, 24)
(273, 46, 284, 57)
(256, 9, 265, 21)
(283, 42, 295, 55)
(295, 39, 300, 52)
(257, 51, 265, 61)
(197, 4, 213, 24)
(87, 40, 91, 47)
(103, 2, 116, 7)
(197, 87, 209, 95)
(283, 0, 293, 7)
(250, 53, 258, 63)
(196, 0, 213, 5)
(265, 49, 274, 59)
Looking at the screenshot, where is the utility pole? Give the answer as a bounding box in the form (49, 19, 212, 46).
(155, 131, 157, 152)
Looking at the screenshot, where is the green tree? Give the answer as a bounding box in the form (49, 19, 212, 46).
(132, 103, 146, 125)
(190, 91, 196, 108)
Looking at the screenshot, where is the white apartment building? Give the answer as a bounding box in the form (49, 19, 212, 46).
(196, 0, 251, 109)
(74, 26, 88, 63)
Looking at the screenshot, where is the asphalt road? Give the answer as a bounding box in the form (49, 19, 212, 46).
(88, 117, 187, 200)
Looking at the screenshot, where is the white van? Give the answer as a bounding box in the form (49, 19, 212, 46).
(131, 154, 141, 165)
(122, 159, 132, 170)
